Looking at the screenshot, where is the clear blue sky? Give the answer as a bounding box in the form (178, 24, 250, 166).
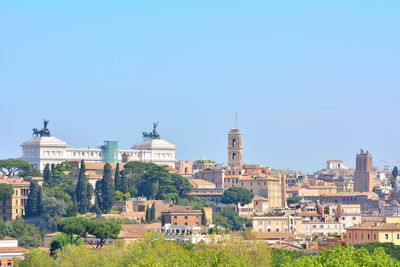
(1, 1, 399, 173)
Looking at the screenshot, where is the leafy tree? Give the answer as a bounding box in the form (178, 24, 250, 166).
(75, 160, 90, 214)
(355, 242, 400, 261)
(287, 196, 302, 205)
(42, 195, 66, 217)
(283, 244, 400, 267)
(57, 217, 90, 245)
(123, 161, 157, 175)
(221, 187, 254, 207)
(213, 208, 250, 231)
(0, 184, 13, 200)
(50, 233, 83, 256)
(0, 159, 30, 176)
(150, 202, 156, 222)
(16, 232, 271, 266)
(115, 191, 130, 201)
(26, 181, 42, 217)
(43, 164, 50, 182)
(87, 219, 121, 248)
(272, 248, 305, 267)
(0, 219, 42, 248)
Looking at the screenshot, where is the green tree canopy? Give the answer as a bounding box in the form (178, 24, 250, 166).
(221, 187, 254, 206)
(0, 159, 30, 176)
(26, 181, 42, 217)
(75, 160, 90, 214)
(283, 244, 400, 267)
(0, 184, 13, 200)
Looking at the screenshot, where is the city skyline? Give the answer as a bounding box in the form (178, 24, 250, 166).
(1, 1, 399, 173)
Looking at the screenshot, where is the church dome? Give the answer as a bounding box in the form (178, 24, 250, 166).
(132, 139, 176, 150)
(21, 136, 68, 147)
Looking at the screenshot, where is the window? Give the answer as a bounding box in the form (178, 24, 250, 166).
(355, 233, 358, 239)
(397, 234, 400, 239)
(352, 217, 356, 220)
(276, 229, 279, 232)
(349, 233, 352, 239)
(185, 222, 188, 226)
(184, 216, 188, 219)
(313, 225, 317, 229)
(374, 234, 377, 240)
(174, 216, 177, 219)
(385, 234, 389, 240)
(258, 221, 262, 226)
(320, 225, 324, 229)
(367, 234, 370, 240)
(267, 229, 271, 232)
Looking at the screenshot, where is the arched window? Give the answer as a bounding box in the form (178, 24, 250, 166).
(232, 139, 236, 147)
(184, 167, 188, 174)
(232, 152, 236, 160)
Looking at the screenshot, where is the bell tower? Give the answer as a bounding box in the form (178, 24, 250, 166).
(227, 114, 243, 175)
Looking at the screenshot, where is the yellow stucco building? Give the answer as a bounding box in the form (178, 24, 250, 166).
(0, 178, 30, 221)
(346, 217, 400, 245)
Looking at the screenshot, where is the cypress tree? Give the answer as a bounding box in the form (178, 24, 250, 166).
(114, 163, 121, 192)
(37, 186, 43, 215)
(43, 164, 50, 182)
(150, 202, 156, 222)
(119, 171, 128, 194)
(26, 181, 40, 216)
(95, 180, 103, 212)
(101, 163, 115, 213)
(145, 205, 151, 223)
(75, 160, 89, 214)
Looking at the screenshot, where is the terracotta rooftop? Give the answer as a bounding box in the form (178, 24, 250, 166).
(255, 232, 294, 240)
(86, 170, 103, 179)
(253, 195, 268, 201)
(188, 192, 223, 196)
(85, 162, 125, 170)
(161, 208, 202, 214)
(347, 222, 400, 230)
(320, 192, 379, 200)
(0, 178, 30, 186)
(0, 247, 29, 253)
(189, 179, 216, 187)
(2, 236, 16, 240)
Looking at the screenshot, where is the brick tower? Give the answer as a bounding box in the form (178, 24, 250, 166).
(353, 149, 374, 192)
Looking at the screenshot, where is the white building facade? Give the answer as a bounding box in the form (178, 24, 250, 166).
(21, 136, 176, 171)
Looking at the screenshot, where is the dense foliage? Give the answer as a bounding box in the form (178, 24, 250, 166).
(213, 208, 252, 231)
(16, 232, 271, 267)
(287, 196, 302, 205)
(283, 244, 400, 267)
(123, 161, 192, 202)
(57, 217, 121, 248)
(0, 184, 14, 200)
(0, 219, 42, 248)
(271, 248, 305, 267)
(26, 181, 42, 217)
(355, 242, 400, 261)
(221, 187, 254, 206)
(75, 160, 92, 214)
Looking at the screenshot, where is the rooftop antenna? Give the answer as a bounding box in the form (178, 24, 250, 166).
(234, 113, 238, 129)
